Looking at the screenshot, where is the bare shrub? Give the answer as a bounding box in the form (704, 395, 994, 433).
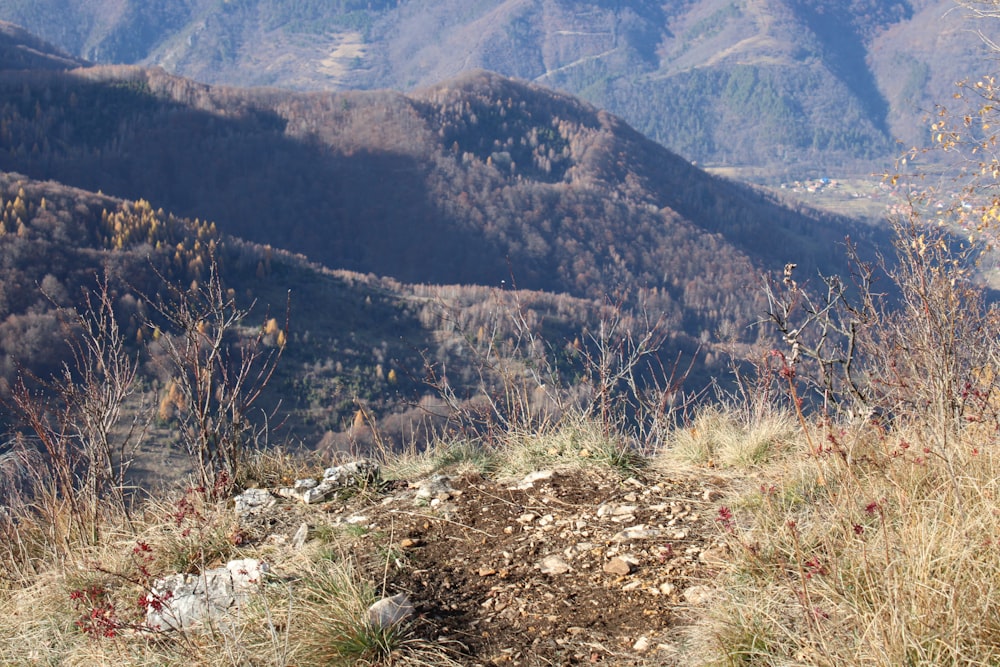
(3, 276, 148, 550)
(147, 259, 287, 496)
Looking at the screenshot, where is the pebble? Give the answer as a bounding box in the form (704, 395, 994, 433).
(603, 557, 633, 576)
(538, 555, 571, 575)
(509, 470, 554, 490)
(612, 526, 664, 541)
(291, 522, 309, 550)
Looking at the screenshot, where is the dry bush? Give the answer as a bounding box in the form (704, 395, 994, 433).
(2, 276, 147, 555)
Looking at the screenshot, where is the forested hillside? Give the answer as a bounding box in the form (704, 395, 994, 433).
(0, 171, 686, 452)
(0, 0, 987, 173)
(0, 26, 896, 455)
(0, 64, 886, 343)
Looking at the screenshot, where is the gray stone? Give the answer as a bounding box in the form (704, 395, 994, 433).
(322, 460, 379, 487)
(274, 460, 380, 504)
(294, 478, 318, 491)
(633, 636, 652, 652)
(509, 470, 554, 490)
(145, 558, 269, 631)
(367, 593, 414, 629)
(538, 555, 572, 575)
(612, 525, 665, 541)
(291, 522, 309, 550)
(603, 557, 633, 576)
(414, 474, 454, 502)
(233, 488, 275, 518)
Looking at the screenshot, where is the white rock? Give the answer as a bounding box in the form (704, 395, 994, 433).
(414, 474, 453, 501)
(509, 470, 554, 490)
(291, 522, 309, 550)
(633, 636, 651, 652)
(294, 478, 318, 491)
(612, 525, 664, 541)
(538, 555, 572, 575)
(368, 593, 414, 629)
(323, 460, 379, 486)
(145, 559, 269, 631)
(233, 488, 275, 517)
(274, 461, 379, 504)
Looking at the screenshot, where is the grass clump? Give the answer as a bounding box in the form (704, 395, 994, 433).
(664, 405, 796, 468)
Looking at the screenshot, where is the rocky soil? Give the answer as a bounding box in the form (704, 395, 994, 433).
(235, 462, 736, 666)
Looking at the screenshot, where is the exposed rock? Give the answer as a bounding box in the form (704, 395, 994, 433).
(145, 558, 269, 631)
(233, 488, 275, 518)
(274, 460, 380, 504)
(702, 488, 724, 502)
(509, 469, 554, 490)
(612, 525, 665, 541)
(368, 593, 414, 629)
(291, 522, 309, 550)
(414, 474, 454, 502)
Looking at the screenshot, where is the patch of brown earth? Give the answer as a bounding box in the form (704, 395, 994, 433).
(317, 467, 733, 665)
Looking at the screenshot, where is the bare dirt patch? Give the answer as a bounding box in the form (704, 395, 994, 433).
(299, 465, 735, 665)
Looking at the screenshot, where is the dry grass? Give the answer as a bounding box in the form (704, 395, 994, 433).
(3, 406, 1000, 665)
(662, 405, 798, 468)
(684, 415, 1000, 666)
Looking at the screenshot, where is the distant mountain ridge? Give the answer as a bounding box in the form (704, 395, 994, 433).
(0, 0, 986, 173)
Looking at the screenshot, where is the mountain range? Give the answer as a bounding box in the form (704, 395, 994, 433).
(0, 0, 989, 175)
(0, 21, 891, 449)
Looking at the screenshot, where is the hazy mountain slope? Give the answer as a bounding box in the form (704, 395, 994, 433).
(0, 0, 988, 172)
(868, 0, 988, 149)
(0, 20, 88, 70)
(0, 63, 886, 342)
